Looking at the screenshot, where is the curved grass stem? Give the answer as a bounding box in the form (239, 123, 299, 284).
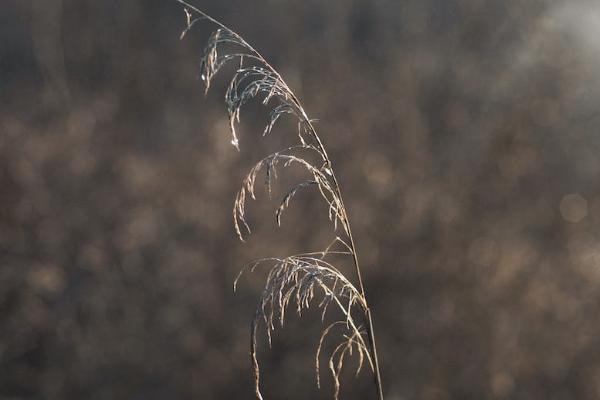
(177, 1, 384, 398)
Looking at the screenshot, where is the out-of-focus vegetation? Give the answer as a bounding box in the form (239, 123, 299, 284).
(2, 0, 600, 399)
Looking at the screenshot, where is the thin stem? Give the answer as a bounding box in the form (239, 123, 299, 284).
(303, 118, 384, 399)
(177, 1, 384, 398)
(175, 0, 288, 92)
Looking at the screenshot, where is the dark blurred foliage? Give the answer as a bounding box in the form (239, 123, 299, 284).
(2, 0, 600, 399)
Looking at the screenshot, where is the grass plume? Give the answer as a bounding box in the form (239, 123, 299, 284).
(177, 1, 384, 398)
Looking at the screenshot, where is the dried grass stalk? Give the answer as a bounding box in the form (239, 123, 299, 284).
(177, 1, 383, 398)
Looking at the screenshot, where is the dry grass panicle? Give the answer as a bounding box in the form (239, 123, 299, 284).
(177, 1, 384, 398)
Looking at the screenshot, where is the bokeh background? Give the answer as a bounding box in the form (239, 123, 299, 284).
(2, 0, 600, 399)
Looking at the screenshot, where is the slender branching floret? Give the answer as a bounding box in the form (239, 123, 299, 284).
(177, 2, 383, 399)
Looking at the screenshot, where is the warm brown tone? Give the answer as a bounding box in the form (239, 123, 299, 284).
(177, 2, 383, 398)
(2, 0, 600, 399)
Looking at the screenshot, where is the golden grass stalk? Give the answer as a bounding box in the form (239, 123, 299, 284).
(177, 2, 384, 398)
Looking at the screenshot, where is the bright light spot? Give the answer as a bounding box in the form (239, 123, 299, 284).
(560, 193, 588, 223)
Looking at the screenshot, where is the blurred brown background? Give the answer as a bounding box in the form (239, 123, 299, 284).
(2, 0, 600, 399)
